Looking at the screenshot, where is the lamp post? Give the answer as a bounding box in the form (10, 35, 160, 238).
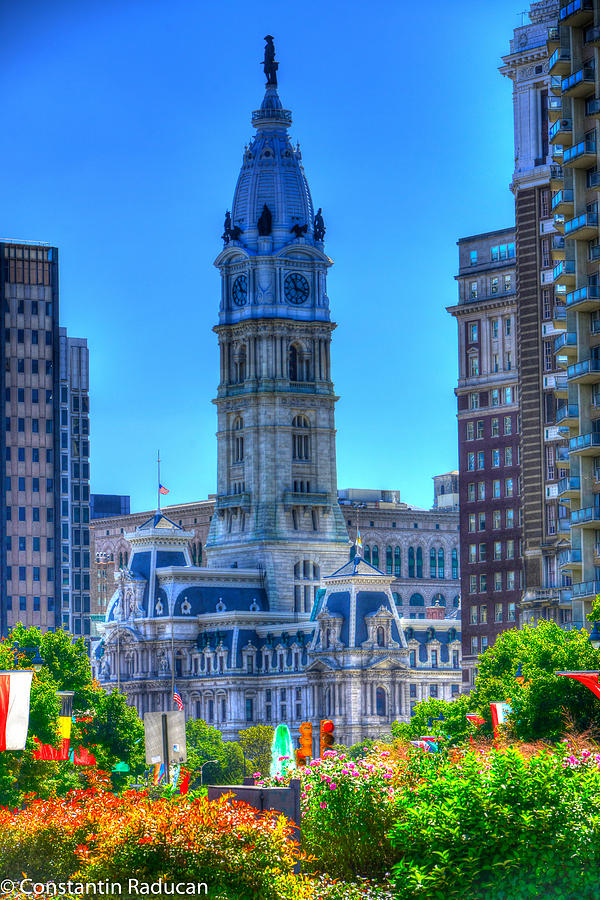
(200, 759, 218, 787)
(11, 642, 44, 672)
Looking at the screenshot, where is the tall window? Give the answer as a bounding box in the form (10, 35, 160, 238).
(408, 547, 415, 578)
(294, 560, 320, 614)
(394, 546, 401, 576)
(451, 548, 458, 579)
(416, 547, 423, 578)
(372, 545, 379, 569)
(386, 546, 393, 574)
(376, 687, 386, 717)
(364, 544, 371, 564)
(289, 345, 298, 381)
(430, 548, 436, 578)
(233, 417, 244, 463)
(292, 415, 310, 460)
(438, 548, 444, 579)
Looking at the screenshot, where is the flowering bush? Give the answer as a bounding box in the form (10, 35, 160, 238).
(390, 742, 600, 899)
(256, 747, 405, 879)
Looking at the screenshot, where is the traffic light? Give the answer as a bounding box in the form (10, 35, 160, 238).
(320, 719, 335, 756)
(297, 721, 312, 766)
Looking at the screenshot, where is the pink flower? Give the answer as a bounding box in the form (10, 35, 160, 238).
(329, 783, 337, 790)
(320, 802, 327, 809)
(253, 772, 261, 778)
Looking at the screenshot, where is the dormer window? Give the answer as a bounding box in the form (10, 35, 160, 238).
(376, 626, 385, 647)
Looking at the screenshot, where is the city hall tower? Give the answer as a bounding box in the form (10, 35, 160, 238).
(206, 38, 350, 610)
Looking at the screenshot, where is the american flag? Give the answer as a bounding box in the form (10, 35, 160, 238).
(159, 483, 169, 496)
(173, 686, 184, 711)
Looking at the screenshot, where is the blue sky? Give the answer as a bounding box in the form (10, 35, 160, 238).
(0, 0, 522, 511)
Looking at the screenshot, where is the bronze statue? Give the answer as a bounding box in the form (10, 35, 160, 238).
(262, 35, 278, 86)
(290, 223, 308, 238)
(222, 210, 232, 244)
(257, 204, 272, 236)
(314, 208, 325, 242)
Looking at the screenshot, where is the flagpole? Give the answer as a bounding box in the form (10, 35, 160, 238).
(171, 619, 175, 711)
(157, 449, 161, 513)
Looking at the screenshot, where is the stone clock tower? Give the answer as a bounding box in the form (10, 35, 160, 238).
(205, 42, 350, 611)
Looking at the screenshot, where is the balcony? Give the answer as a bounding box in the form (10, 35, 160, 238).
(555, 375, 569, 399)
(571, 579, 600, 599)
(563, 137, 597, 166)
(559, 0, 593, 28)
(569, 432, 600, 455)
(568, 358, 600, 383)
(522, 587, 561, 608)
(553, 258, 576, 285)
(551, 75, 563, 96)
(548, 96, 563, 122)
(558, 474, 581, 497)
(589, 172, 600, 192)
(554, 330, 577, 352)
(214, 491, 251, 512)
(585, 24, 600, 45)
(592, 317, 600, 333)
(547, 26, 560, 51)
(557, 444, 570, 464)
(556, 402, 579, 426)
(564, 212, 598, 239)
(282, 491, 330, 508)
(559, 547, 582, 568)
(586, 97, 600, 119)
(554, 213, 566, 234)
(552, 146, 564, 165)
(558, 517, 572, 534)
(550, 164, 564, 189)
(549, 47, 572, 76)
(552, 191, 575, 217)
(550, 118, 573, 146)
(566, 283, 600, 310)
(553, 303, 567, 325)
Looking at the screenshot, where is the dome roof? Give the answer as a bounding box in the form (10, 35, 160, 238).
(231, 85, 314, 251)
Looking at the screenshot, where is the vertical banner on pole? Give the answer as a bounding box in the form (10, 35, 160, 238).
(489, 701, 511, 745)
(0, 671, 33, 751)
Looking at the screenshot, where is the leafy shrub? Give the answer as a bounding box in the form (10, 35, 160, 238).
(390, 743, 600, 899)
(0, 777, 300, 899)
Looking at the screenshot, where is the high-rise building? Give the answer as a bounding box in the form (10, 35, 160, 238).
(499, 0, 572, 632)
(91, 494, 130, 520)
(59, 330, 91, 640)
(448, 228, 522, 687)
(546, 0, 600, 631)
(0, 241, 91, 642)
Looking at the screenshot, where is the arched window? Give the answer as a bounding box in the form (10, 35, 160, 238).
(376, 626, 385, 647)
(372, 545, 379, 569)
(408, 547, 415, 578)
(364, 544, 371, 564)
(386, 546, 393, 574)
(416, 547, 423, 578)
(434, 592, 446, 606)
(430, 548, 436, 578)
(292, 415, 310, 460)
(233, 417, 244, 463)
(453, 595, 460, 608)
(197, 542, 202, 565)
(409, 593, 425, 606)
(289, 345, 298, 381)
(438, 548, 445, 579)
(376, 687, 386, 717)
(452, 548, 458, 579)
(394, 546, 401, 577)
(392, 591, 400, 605)
(235, 346, 247, 383)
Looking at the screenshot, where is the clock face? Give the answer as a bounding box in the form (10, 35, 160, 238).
(232, 274, 248, 307)
(284, 272, 310, 305)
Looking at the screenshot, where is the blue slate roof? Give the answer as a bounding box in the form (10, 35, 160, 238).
(174, 585, 269, 616)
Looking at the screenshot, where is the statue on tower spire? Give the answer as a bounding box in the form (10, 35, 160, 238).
(262, 35, 278, 86)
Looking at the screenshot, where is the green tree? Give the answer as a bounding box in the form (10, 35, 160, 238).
(238, 724, 274, 777)
(185, 719, 245, 786)
(392, 696, 474, 746)
(470, 619, 600, 741)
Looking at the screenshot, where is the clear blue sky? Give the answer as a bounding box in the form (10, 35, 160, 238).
(1, 0, 522, 512)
